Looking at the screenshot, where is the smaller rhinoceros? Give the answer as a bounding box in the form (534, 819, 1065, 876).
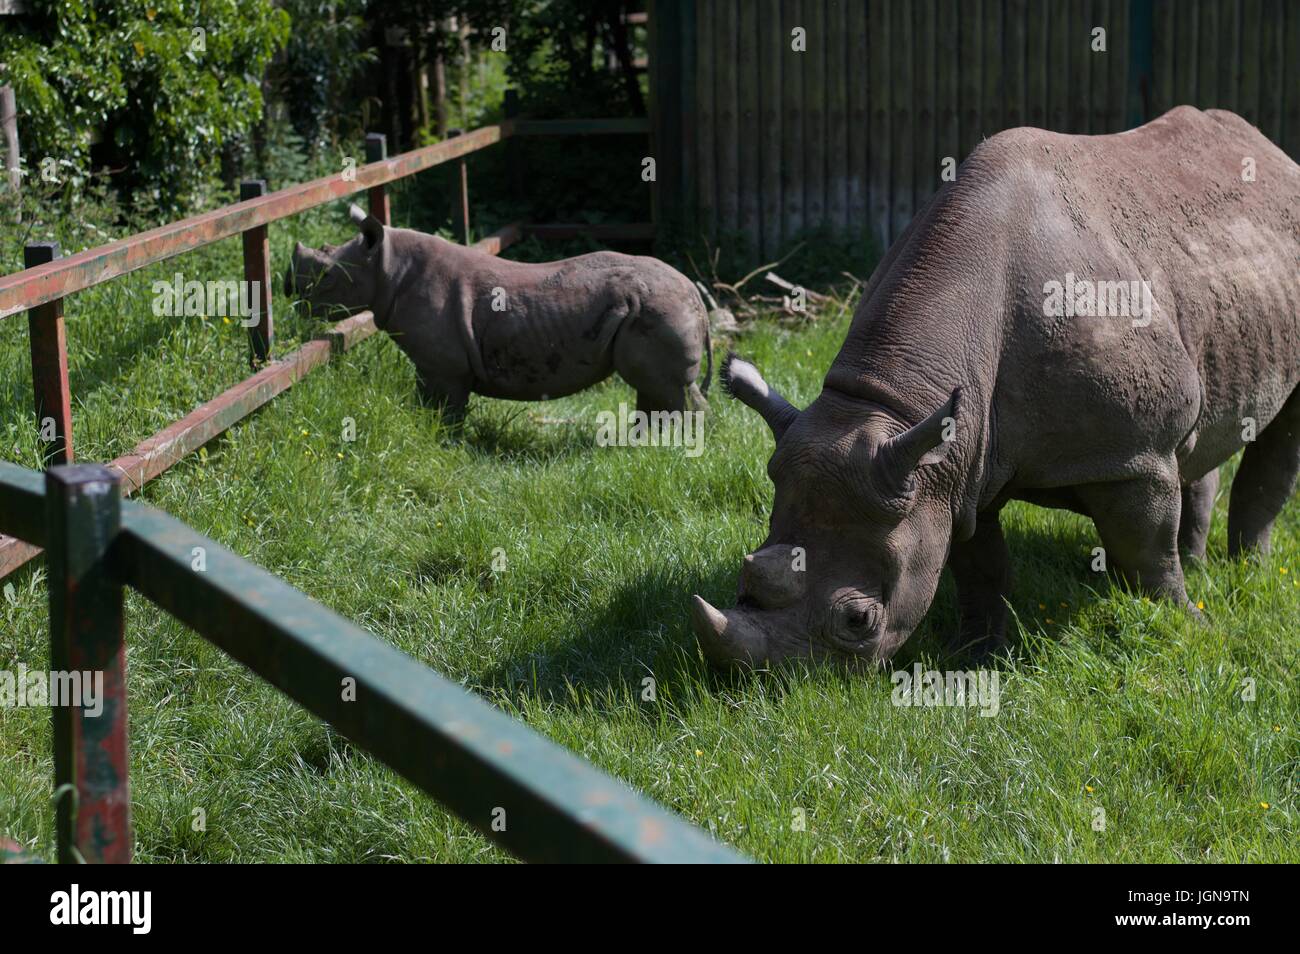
(286, 206, 711, 423)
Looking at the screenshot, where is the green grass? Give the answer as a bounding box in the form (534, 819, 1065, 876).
(0, 216, 1296, 862)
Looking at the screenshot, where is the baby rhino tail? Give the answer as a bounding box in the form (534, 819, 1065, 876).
(701, 320, 713, 396)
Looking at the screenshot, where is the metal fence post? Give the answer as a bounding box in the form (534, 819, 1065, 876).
(25, 243, 73, 466)
(365, 133, 391, 225)
(45, 463, 130, 864)
(448, 128, 470, 244)
(239, 179, 273, 367)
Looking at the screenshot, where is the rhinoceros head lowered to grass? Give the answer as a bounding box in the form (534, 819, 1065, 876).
(284, 205, 385, 320)
(692, 354, 962, 669)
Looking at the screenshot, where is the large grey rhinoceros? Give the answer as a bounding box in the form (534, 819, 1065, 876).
(286, 206, 711, 422)
(693, 106, 1300, 669)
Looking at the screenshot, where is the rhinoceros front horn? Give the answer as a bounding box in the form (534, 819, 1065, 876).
(691, 595, 767, 668)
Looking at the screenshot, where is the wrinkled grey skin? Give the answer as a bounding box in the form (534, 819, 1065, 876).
(693, 107, 1300, 669)
(286, 206, 711, 423)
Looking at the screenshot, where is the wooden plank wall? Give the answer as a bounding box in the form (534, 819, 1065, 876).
(651, 0, 1300, 263)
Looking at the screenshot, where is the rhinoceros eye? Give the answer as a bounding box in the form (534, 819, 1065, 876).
(845, 602, 881, 632)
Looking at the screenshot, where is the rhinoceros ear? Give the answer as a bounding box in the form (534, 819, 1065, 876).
(720, 352, 801, 442)
(348, 203, 384, 250)
(877, 387, 962, 487)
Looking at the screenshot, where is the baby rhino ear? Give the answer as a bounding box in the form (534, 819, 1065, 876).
(348, 203, 384, 250)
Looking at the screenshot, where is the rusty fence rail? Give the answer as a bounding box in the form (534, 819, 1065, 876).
(0, 106, 653, 579)
(0, 459, 744, 864)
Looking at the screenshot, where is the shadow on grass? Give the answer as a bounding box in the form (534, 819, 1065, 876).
(461, 408, 597, 464)
(475, 506, 1116, 710)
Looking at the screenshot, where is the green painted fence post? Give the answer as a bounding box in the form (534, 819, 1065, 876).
(46, 464, 131, 864)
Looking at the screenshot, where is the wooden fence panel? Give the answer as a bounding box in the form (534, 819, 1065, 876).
(1238, 0, 1261, 127)
(1026, 0, 1050, 131)
(869, 0, 893, 251)
(913, 0, 937, 216)
(936, 0, 961, 195)
(959, 0, 983, 163)
(1220, 0, 1241, 112)
(759, 0, 785, 257)
(1258, 0, 1283, 143)
(890, 0, 914, 243)
(1285, 0, 1300, 160)
(657, 0, 1300, 264)
(1110, 0, 1131, 133)
(694, 0, 716, 241)
(982, 0, 1005, 141)
(804, 0, 828, 233)
(1199, 0, 1219, 106)
(1091, 0, 1110, 132)
(782, 0, 806, 245)
(715, 0, 740, 238)
(1005, 0, 1028, 130)
(848, 0, 870, 245)
(739, 6, 762, 249)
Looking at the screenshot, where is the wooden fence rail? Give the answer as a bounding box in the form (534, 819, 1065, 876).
(0, 460, 744, 864)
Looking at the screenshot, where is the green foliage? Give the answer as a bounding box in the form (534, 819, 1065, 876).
(0, 0, 288, 206)
(276, 0, 374, 151)
(494, 0, 647, 118)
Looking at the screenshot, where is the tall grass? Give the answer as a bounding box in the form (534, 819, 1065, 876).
(0, 204, 1294, 862)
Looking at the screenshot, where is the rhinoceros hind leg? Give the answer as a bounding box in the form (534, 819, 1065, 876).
(1178, 468, 1220, 562)
(614, 310, 702, 415)
(1078, 469, 1190, 607)
(1227, 386, 1300, 557)
(687, 383, 709, 413)
(946, 509, 1012, 658)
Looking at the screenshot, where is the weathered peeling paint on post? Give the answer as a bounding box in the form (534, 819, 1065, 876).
(448, 128, 471, 244)
(25, 243, 73, 466)
(45, 464, 130, 864)
(239, 180, 273, 367)
(364, 133, 391, 225)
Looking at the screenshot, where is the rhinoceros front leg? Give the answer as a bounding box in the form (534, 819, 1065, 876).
(1178, 468, 1220, 562)
(416, 368, 469, 428)
(1077, 468, 1195, 612)
(946, 510, 1012, 658)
